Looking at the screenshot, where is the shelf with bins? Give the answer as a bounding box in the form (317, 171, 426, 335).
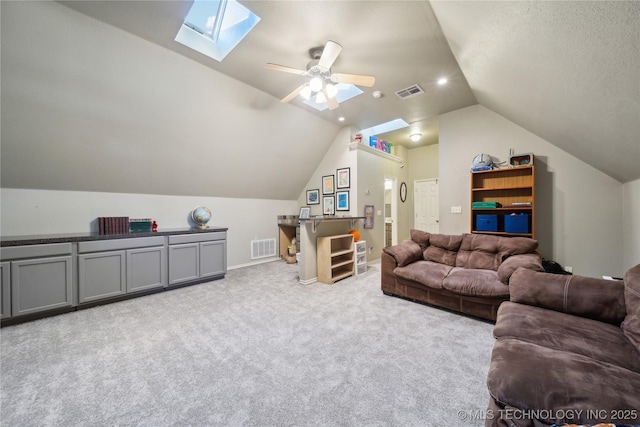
(354, 240, 367, 275)
(470, 166, 535, 238)
(317, 234, 354, 284)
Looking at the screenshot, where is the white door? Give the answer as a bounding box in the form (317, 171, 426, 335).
(414, 179, 439, 232)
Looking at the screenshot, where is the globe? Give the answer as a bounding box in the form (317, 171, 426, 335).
(191, 206, 212, 229)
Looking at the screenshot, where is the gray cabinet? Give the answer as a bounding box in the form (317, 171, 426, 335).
(78, 236, 166, 304)
(78, 251, 126, 304)
(1, 262, 10, 319)
(169, 232, 227, 286)
(0, 243, 74, 317)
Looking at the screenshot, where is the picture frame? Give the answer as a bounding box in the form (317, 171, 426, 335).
(364, 205, 375, 229)
(299, 206, 311, 219)
(336, 167, 350, 189)
(336, 191, 349, 211)
(322, 175, 335, 194)
(306, 189, 320, 205)
(323, 196, 335, 215)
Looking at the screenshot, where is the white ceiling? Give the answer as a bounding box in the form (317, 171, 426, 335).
(32, 1, 640, 183)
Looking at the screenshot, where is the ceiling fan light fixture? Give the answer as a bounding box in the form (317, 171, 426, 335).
(316, 91, 327, 104)
(410, 133, 422, 142)
(300, 85, 312, 100)
(309, 76, 324, 92)
(326, 83, 338, 99)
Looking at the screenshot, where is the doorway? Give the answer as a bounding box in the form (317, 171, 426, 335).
(414, 179, 439, 233)
(384, 177, 398, 247)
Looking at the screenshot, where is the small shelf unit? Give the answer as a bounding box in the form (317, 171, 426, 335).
(470, 166, 535, 238)
(317, 234, 354, 284)
(354, 240, 367, 275)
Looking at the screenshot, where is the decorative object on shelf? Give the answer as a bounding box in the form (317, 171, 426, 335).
(348, 229, 360, 242)
(336, 167, 350, 189)
(190, 206, 212, 229)
(299, 206, 311, 219)
(152, 220, 158, 232)
(400, 182, 407, 202)
(364, 205, 375, 229)
(471, 153, 494, 171)
(322, 174, 335, 194)
(336, 191, 349, 211)
(129, 218, 152, 233)
(323, 196, 335, 215)
(509, 152, 534, 167)
(306, 189, 320, 205)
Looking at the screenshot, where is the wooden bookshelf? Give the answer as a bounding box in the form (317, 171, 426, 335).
(317, 234, 354, 284)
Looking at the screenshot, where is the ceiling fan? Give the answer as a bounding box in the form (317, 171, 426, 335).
(265, 40, 376, 110)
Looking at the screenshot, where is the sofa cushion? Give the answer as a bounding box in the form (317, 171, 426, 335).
(509, 268, 627, 325)
(496, 252, 543, 284)
(487, 338, 640, 425)
(409, 229, 430, 248)
(442, 267, 510, 298)
(456, 233, 539, 271)
(621, 264, 640, 354)
(423, 234, 463, 266)
(494, 302, 640, 373)
(394, 260, 451, 289)
(382, 240, 423, 267)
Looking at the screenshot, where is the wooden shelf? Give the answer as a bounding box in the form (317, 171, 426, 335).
(317, 234, 354, 284)
(470, 166, 535, 238)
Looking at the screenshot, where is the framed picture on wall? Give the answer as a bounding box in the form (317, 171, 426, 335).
(336, 191, 349, 211)
(322, 175, 335, 194)
(323, 196, 335, 215)
(336, 167, 350, 189)
(299, 206, 311, 219)
(306, 189, 320, 205)
(364, 205, 375, 229)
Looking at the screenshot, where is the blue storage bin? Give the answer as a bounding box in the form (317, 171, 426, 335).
(505, 214, 530, 233)
(476, 214, 498, 232)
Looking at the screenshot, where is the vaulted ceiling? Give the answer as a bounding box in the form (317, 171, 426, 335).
(57, 0, 639, 184)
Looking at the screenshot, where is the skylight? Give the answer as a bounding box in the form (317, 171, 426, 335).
(302, 84, 363, 112)
(359, 119, 410, 137)
(175, 0, 260, 62)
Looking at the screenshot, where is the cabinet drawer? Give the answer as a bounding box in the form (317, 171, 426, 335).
(169, 232, 226, 245)
(78, 236, 165, 253)
(1, 243, 72, 261)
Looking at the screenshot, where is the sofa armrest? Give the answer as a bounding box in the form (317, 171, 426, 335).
(509, 267, 627, 325)
(497, 252, 544, 284)
(382, 240, 423, 267)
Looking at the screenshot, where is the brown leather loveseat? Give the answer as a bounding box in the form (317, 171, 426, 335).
(381, 230, 543, 321)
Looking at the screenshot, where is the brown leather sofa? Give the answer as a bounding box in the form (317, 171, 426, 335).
(381, 230, 543, 321)
(486, 265, 640, 426)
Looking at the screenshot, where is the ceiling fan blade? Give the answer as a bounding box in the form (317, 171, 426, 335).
(331, 73, 376, 87)
(265, 63, 307, 76)
(318, 40, 342, 69)
(323, 87, 339, 110)
(281, 84, 306, 103)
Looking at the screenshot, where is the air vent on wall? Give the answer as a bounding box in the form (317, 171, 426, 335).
(251, 238, 276, 260)
(395, 84, 424, 100)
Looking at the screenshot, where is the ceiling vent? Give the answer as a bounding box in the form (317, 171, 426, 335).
(395, 84, 424, 100)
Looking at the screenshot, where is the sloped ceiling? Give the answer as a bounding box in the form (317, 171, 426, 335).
(430, 1, 639, 183)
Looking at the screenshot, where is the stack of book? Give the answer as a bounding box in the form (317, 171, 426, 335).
(98, 217, 129, 234)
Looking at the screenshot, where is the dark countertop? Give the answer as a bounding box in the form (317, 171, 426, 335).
(0, 227, 228, 247)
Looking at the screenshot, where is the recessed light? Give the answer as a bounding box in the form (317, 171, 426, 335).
(410, 134, 421, 142)
(372, 90, 382, 98)
(338, 116, 345, 122)
(437, 77, 448, 86)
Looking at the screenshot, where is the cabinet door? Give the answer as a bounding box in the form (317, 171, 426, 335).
(127, 246, 166, 293)
(169, 243, 199, 285)
(11, 256, 73, 316)
(200, 240, 227, 279)
(78, 251, 126, 304)
(1, 262, 10, 319)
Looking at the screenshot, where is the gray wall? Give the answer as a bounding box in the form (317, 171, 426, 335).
(439, 105, 626, 277)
